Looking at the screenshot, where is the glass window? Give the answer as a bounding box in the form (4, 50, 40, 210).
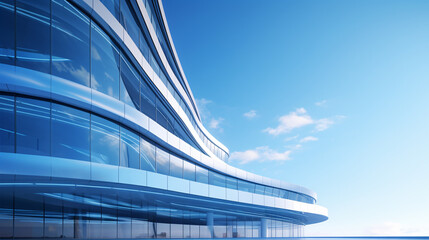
(120, 127, 139, 169)
(14, 193, 44, 238)
(183, 161, 195, 181)
(120, 56, 140, 109)
(16, 97, 51, 156)
(209, 171, 226, 188)
(272, 188, 280, 198)
(156, 99, 173, 132)
(280, 190, 289, 199)
(0, 0, 15, 65)
(195, 165, 208, 184)
(140, 35, 150, 61)
(52, 103, 90, 161)
(119, 0, 139, 45)
(52, 0, 90, 86)
(238, 180, 255, 193)
(255, 185, 265, 195)
(0, 95, 15, 153)
(91, 115, 119, 166)
(156, 147, 169, 175)
(140, 79, 156, 120)
(16, 0, 50, 73)
(100, 0, 120, 21)
(169, 155, 183, 179)
(0, 193, 13, 238)
(264, 186, 273, 196)
(140, 138, 156, 172)
(226, 177, 237, 190)
(91, 23, 120, 99)
(44, 204, 63, 238)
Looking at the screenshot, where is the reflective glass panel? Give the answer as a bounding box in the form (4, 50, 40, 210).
(16, 97, 50, 156)
(169, 155, 183, 178)
(140, 79, 156, 120)
(195, 165, 208, 184)
(120, 127, 140, 169)
(0, 193, 13, 238)
(120, 0, 139, 45)
(140, 137, 156, 172)
(238, 180, 255, 193)
(52, 0, 90, 86)
(100, 0, 120, 21)
(156, 147, 169, 175)
(16, 0, 50, 73)
(52, 103, 90, 161)
(14, 193, 44, 238)
(183, 160, 195, 181)
(91, 23, 120, 99)
(120, 56, 140, 109)
(209, 171, 226, 188)
(91, 115, 119, 165)
(0, 95, 14, 153)
(226, 177, 238, 190)
(0, 0, 15, 65)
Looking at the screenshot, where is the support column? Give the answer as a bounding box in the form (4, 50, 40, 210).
(207, 212, 214, 238)
(260, 218, 267, 238)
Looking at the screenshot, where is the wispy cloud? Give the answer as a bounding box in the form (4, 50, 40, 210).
(230, 146, 292, 164)
(284, 135, 299, 142)
(300, 136, 318, 143)
(196, 98, 224, 132)
(264, 108, 344, 135)
(243, 110, 257, 119)
(263, 108, 314, 135)
(209, 117, 224, 130)
(315, 100, 327, 106)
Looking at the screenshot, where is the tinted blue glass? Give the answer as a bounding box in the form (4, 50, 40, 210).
(255, 185, 264, 195)
(140, 138, 155, 172)
(120, 0, 139, 45)
(0, 95, 15, 153)
(100, 0, 120, 21)
(0, 193, 13, 238)
(156, 147, 169, 175)
(272, 188, 280, 198)
(288, 192, 298, 201)
(280, 190, 289, 199)
(120, 127, 139, 169)
(156, 99, 173, 132)
(140, 79, 156, 119)
(44, 204, 62, 238)
(226, 177, 238, 190)
(140, 35, 150, 61)
(120, 56, 140, 109)
(238, 180, 255, 193)
(183, 160, 195, 181)
(91, 115, 119, 165)
(264, 186, 273, 196)
(195, 165, 208, 184)
(91, 23, 120, 99)
(52, 103, 90, 161)
(16, 0, 50, 73)
(16, 97, 50, 156)
(169, 155, 183, 178)
(0, 0, 15, 65)
(209, 171, 226, 188)
(14, 193, 44, 238)
(52, 0, 90, 86)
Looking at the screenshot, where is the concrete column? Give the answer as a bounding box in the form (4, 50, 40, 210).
(260, 218, 268, 238)
(207, 212, 214, 238)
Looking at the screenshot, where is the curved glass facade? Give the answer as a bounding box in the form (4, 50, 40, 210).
(0, 0, 328, 238)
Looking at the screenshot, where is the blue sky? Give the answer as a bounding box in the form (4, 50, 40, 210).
(163, 0, 429, 236)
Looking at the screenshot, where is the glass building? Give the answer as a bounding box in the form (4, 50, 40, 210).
(0, 0, 328, 238)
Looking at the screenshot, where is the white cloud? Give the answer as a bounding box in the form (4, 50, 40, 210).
(209, 117, 224, 129)
(315, 100, 327, 106)
(300, 136, 318, 143)
(196, 98, 212, 122)
(243, 110, 257, 119)
(284, 135, 299, 142)
(315, 118, 334, 132)
(263, 108, 314, 136)
(230, 146, 292, 164)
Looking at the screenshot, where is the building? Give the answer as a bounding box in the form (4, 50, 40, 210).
(0, 0, 328, 238)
